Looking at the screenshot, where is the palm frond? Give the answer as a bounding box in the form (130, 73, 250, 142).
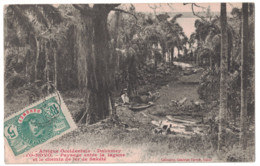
(21, 5, 49, 28)
(39, 5, 63, 25)
(7, 5, 35, 33)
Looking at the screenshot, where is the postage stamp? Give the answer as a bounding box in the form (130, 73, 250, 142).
(4, 93, 77, 157)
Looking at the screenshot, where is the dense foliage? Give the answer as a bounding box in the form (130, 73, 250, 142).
(4, 5, 188, 100)
(195, 5, 255, 124)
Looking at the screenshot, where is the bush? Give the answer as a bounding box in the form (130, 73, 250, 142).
(225, 145, 255, 162)
(197, 67, 220, 103)
(197, 66, 243, 124)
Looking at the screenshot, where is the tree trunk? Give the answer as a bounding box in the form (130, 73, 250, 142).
(127, 51, 137, 96)
(76, 5, 117, 124)
(209, 54, 212, 69)
(113, 12, 120, 48)
(240, 3, 249, 150)
(154, 55, 157, 73)
(86, 11, 114, 124)
(35, 37, 40, 81)
(170, 47, 174, 65)
(25, 50, 29, 78)
(113, 11, 120, 71)
(196, 52, 199, 65)
(154, 45, 158, 74)
(54, 48, 57, 89)
(45, 40, 50, 95)
(218, 3, 229, 152)
(162, 46, 166, 64)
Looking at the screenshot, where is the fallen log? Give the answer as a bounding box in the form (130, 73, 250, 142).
(166, 115, 197, 124)
(126, 128, 139, 132)
(141, 112, 148, 117)
(154, 127, 163, 134)
(151, 120, 186, 130)
(151, 120, 160, 127)
(171, 127, 204, 136)
(193, 127, 204, 134)
(167, 113, 204, 117)
(143, 112, 161, 121)
(178, 97, 187, 105)
(172, 116, 201, 123)
(151, 119, 205, 136)
(170, 127, 187, 133)
(160, 120, 186, 128)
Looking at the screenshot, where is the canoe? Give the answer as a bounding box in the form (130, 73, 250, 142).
(128, 103, 155, 111)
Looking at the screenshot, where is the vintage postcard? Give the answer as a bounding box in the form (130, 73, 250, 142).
(4, 2, 255, 163)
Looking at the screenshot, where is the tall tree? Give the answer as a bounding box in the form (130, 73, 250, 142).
(240, 3, 249, 150)
(74, 4, 120, 124)
(53, 47, 57, 88)
(218, 3, 228, 152)
(5, 5, 62, 82)
(165, 15, 183, 65)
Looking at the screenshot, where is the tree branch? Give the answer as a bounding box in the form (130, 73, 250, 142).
(183, 3, 207, 21)
(112, 8, 138, 23)
(167, 3, 175, 11)
(148, 4, 161, 15)
(191, 3, 207, 22)
(72, 4, 86, 11)
(104, 4, 121, 11)
(193, 3, 206, 9)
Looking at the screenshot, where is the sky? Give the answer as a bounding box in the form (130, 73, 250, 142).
(176, 18, 197, 38)
(132, 3, 242, 13)
(130, 3, 242, 37)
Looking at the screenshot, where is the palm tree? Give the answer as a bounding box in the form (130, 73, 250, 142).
(193, 13, 235, 68)
(189, 32, 197, 63)
(5, 5, 63, 101)
(143, 16, 162, 71)
(4, 5, 36, 80)
(5, 5, 62, 81)
(202, 26, 221, 68)
(193, 19, 211, 65)
(240, 3, 249, 150)
(218, 3, 228, 152)
(164, 14, 184, 65)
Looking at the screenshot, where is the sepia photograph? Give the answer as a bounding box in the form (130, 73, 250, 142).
(3, 1, 255, 163)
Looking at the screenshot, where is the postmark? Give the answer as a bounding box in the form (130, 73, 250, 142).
(4, 92, 77, 156)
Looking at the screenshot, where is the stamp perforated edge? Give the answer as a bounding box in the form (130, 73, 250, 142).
(4, 92, 77, 159)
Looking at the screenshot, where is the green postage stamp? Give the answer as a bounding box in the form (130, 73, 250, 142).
(4, 93, 77, 157)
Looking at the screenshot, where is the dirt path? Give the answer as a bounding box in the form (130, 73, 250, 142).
(155, 68, 204, 105)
